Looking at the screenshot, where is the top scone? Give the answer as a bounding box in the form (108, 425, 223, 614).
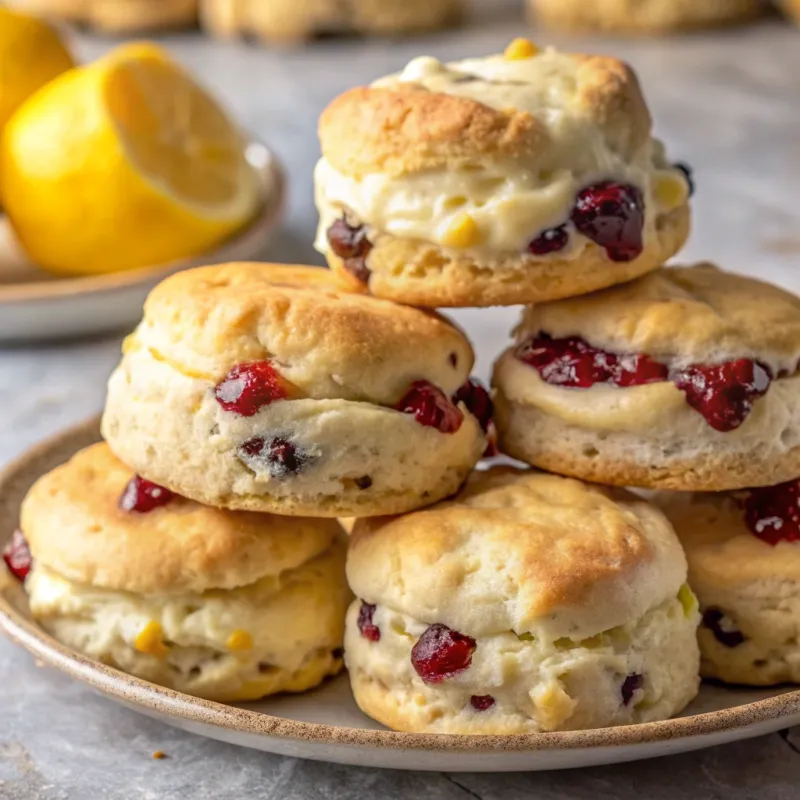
(315, 40, 691, 307)
(102, 263, 487, 517)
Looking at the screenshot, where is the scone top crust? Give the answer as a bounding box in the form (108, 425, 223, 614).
(131, 262, 474, 403)
(21, 443, 341, 595)
(319, 48, 652, 178)
(518, 263, 800, 372)
(348, 467, 686, 640)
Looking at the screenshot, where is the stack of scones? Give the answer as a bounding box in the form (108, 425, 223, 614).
(7, 39, 800, 733)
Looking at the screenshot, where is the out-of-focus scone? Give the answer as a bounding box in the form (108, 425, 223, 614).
(19, 443, 349, 701)
(8, 0, 197, 32)
(777, 0, 800, 24)
(102, 263, 487, 518)
(200, 0, 459, 43)
(659, 479, 800, 686)
(527, 0, 763, 34)
(493, 263, 800, 492)
(315, 41, 691, 308)
(345, 467, 700, 734)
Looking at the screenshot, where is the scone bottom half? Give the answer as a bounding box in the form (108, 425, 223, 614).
(343, 467, 701, 734)
(11, 443, 351, 702)
(101, 263, 489, 517)
(493, 263, 800, 491)
(315, 41, 693, 307)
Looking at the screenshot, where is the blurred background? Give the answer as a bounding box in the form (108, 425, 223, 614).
(0, 0, 798, 466)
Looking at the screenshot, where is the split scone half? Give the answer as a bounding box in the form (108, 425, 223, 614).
(345, 467, 700, 734)
(493, 263, 800, 492)
(15, 443, 350, 701)
(659, 480, 800, 686)
(102, 263, 488, 517)
(315, 40, 691, 307)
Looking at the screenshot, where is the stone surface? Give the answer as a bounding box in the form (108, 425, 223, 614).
(3, 5, 800, 797)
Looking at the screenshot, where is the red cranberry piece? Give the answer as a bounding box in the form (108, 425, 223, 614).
(743, 480, 800, 545)
(327, 217, 372, 284)
(397, 381, 464, 434)
(528, 225, 569, 256)
(470, 695, 495, 711)
(214, 361, 290, 417)
(621, 673, 644, 706)
(702, 608, 745, 648)
(571, 182, 644, 262)
(674, 162, 695, 197)
(672, 359, 771, 432)
(119, 476, 175, 513)
(238, 436, 310, 477)
(3, 530, 32, 581)
(453, 379, 493, 433)
(411, 623, 477, 683)
(357, 601, 380, 642)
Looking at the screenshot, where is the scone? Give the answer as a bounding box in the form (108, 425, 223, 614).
(527, 0, 763, 34)
(15, 443, 349, 701)
(8, 0, 197, 32)
(314, 41, 691, 308)
(345, 467, 700, 734)
(102, 263, 487, 517)
(777, 0, 800, 24)
(200, 0, 459, 42)
(493, 263, 800, 492)
(659, 480, 800, 686)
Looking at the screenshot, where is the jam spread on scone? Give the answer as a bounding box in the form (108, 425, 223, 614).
(396, 381, 464, 434)
(214, 360, 293, 416)
(453, 379, 493, 434)
(411, 623, 477, 683)
(742, 479, 800, 545)
(3, 530, 32, 581)
(326, 216, 372, 284)
(527, 225, 570, 256)
(357, 601, 381, 642)
(702, 608, 745, 648)
(119, 476, 175, 513)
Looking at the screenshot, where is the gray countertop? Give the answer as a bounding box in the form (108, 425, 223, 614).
(2, 6, 800, 797)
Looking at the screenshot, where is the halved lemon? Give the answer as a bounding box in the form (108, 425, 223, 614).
(0, 42, 259, 276)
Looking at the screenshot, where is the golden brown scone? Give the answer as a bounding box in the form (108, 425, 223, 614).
(658, 481, 800, 686)
(200, 0, 459, 42)
(493, 264, 800, 492)
(315, 42, 691, 308)
(19, 442, 350, 702)
(8, 0, 197, 32)
(345, 467, 699, 734)
(102, 263, 486, 517)
(777, 0, 800, 23)
(527, 0, 763, 34)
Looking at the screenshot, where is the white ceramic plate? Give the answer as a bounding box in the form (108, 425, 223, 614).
(0, 141, 285, 344)
(2, 419, 800, 772)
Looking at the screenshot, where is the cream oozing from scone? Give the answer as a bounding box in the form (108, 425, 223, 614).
(27, 542, 349, 701)
(315, 51, 688, 258)
(345, 592, 699, 734)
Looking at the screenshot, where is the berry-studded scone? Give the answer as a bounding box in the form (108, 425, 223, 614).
(102, 263, 487, 517)
(314, 40, 691, 308)
(8, 0, 197, 32)
(527, 0, 763, 34)
(10, 443, 349, 701)
(493, 263, 800, 492)
(200, 0, 459, 43)
(345, 468, 700, 734)
(658, 480, 800, 685)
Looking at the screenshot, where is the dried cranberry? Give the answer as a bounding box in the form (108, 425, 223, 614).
(621, 673, 644, 706)
(672, 359, 771, 433)
(357, 601, 380, 642)
(397, 381, 464, 434)
(119, 476, 175, 513)
(354, 475, 373, 490)
(571, 182, 644, 262)
(453, 379, 493, 433)
(528, 225, 569, 256)
(214, 361, 290, 417)
(470, 695, 495, 711)
(238, 436, 311, 477)
(411, 623, 476, 683)
(674, 162, 695, 197)
(327, 217, 372, 284)
(743, 480, 800, 545)
(3, 530, 32, 581)
(702, 608, 745, 648)
(516, 334, 668, 389)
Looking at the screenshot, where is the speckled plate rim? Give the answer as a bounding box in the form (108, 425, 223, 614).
(2, 417, 800, 756)
(0, 140, 285, 305)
